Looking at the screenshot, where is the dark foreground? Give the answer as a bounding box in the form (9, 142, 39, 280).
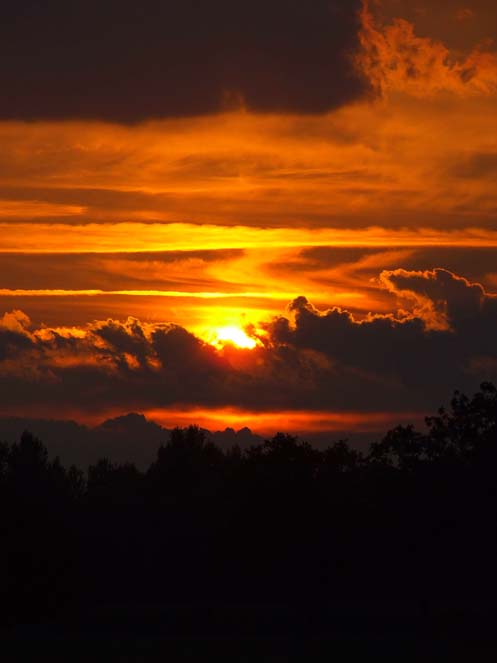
(3, 601, 497, 661)
(2, 384, 497, 658)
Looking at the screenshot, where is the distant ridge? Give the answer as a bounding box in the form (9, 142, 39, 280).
(0, 414, 263, 470)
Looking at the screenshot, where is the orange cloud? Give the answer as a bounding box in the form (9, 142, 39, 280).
(0, 199, 85, 219)
(0, 83, 496, 232)
(0, 309, 32, 335)
(2, 267, 497, 423)
(141, 406, 418, 436)
(2, 223, 497, 253)
(356, 0, 497, 97)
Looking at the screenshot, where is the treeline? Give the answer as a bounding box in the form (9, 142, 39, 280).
(2, 383, 497, 625)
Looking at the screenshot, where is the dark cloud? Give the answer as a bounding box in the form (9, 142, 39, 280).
(451, 152, 497, 179)
(380, 268, 490, 328)
(0, 328, 33, 361)
(0, 0, 365, 121)
(0, 310, 34, 360)
(1, 269, 497, 418)
(264, 269, 497, 409)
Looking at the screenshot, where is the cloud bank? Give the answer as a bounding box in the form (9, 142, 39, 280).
(1, 269, 496, 422)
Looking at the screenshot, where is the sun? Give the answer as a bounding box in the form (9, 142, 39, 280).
(211, 325, 258, 349)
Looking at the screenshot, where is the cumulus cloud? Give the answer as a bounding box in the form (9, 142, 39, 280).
(0, 310, 35, 363)
(0, 310, 31, 335)
(1, 268, 497, 418)
(379, 268, 492, 330)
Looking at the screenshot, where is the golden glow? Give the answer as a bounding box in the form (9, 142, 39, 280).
(0, 401, 425, 435)
(3, 223, 497, 254)
(209, 325, 258, 349)
(0, 288, 303, 299)
(141, 407, 424, 435)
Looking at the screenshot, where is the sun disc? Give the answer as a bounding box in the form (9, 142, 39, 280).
(213, 325, 257, 349)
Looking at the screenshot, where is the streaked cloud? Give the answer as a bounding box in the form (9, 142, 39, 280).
(1, 1, 497, 430)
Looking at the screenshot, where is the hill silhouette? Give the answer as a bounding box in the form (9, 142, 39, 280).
(0, 414, 263, 469)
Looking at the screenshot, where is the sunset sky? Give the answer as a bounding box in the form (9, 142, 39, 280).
(1, 0, 497, 435)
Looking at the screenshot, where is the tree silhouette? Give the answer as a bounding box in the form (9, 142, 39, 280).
(1, 383, 496, 631)
(368, 424, 427, 470)
(147, 425, 224, 502)
(87, 457, 143, 504)
(426, 381, 497, 461)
